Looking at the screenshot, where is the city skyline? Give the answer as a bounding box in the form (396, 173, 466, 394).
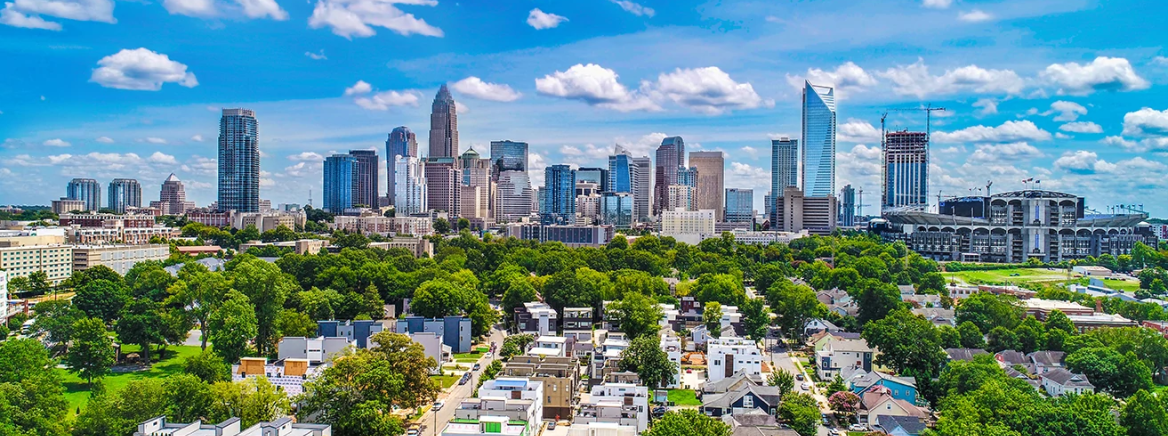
(3, 1, 1168, 216)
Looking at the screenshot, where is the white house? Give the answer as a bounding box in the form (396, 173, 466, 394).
(1040, 369, 1094, 397)
(660, 330, 683, 388)
(444, 378, 544, 436)
(816, 338, 874, 380)
(575, 383, 650, 433)
(707, 335, 762, 384)
(529, 335, 568, 358)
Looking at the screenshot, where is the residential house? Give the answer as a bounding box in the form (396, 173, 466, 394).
(902, 294, 942, 309)
(444, 378, 544, 436)
(816, 337, 874, 380)
(701, 383, 781, 417)
(1040, 369, 1094, 397)
(1027, 351, 1066, 375)
(575, 383, 650, 434)
(591, 333, 630, 388)
(873, 415, 926, 436)
(703, 372, 767, 395)
(722, 412, 800, 436)
(803, 318, 842, 337)
(849, 372, 917, 404)
(911, 307, 956, 327)
(231, 357, 323, 396)
(515, 302, 558, 337)
(660, 329, 684, 388)
(395, 315, 473, 353)
(502, 356, 579, 420)
(134, 417, 330, 436)
(563, 307, 594, 356)
(807, 331, 862, 352)
(316, 319, 384, 349)
(944, 348, 988, 362)
(708, 334, 763, 383)
(858, 386, 929, 428)
(1144, 320, 1168, 338)
(528, 335, 569, 358)
(994, 350, 1028, 371)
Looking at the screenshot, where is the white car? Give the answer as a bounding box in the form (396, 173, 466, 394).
(849, 424, 868, 431)
(433, 401, 444, 411)
(800, 382, 811, 390)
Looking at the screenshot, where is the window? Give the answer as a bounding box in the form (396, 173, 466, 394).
(743, 395, 753, 408)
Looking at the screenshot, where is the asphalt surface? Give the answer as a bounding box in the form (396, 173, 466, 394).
(419, 324, 507, 436)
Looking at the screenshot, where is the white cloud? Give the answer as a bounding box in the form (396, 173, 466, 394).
(308, 0, 442, 39)
(190, 134, 204, 142)
(140, 137, 167, 144)
(1040, 57, 1149, 95)
(148, 151, 178, 164)
(233, 0, 286, 19)
(43, 138, 70, 147)
(726, 162, 769, 191)
(343, 80, 372, 96)
(161, 0, 214, 17)
(837, 144, 883, 192)
(645, 66, 765, 114)
(1121, 107, 1168, 136)
(455, 101, 468, 114)
(94, 136, 114, 144)
(612, 132, 668, 158)
(1154, 56, 1168, 66)
(610, 0, 653, 17)
(305, 49, 327, 60)
(968, 142, 1044, 163)
(972, 98, 998, 116)
(526, 8, 566, 30)
(354, 90, 419, 110)
(786, 62, 878, 96)
(958, 9, 992, 22)
(934, 120, 1052, 143)
(90, 48, 198, 91)
(451, 77, 521, 102)
(1055, 132, 1072, 139)
(922, 0, 951, 8)
(1054, 150, 1112, 174)
(1047, 100, 1087, 121)
(288, 151, 326, 162)
(0, 0, 115, 31)
(1059, 121, 1102, 134)
(838, 119, 880, 143)
(535, 63, 660, 112)
(877, 58, 1024, 98)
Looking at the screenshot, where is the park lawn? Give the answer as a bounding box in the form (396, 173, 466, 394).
(58, 344, 204, 416)
(667, 389, 701, 406)
(1090, 278, 1142, 292)
(431, 374, 460, 389)
(453, 351, 485, 362)
(942, 267, 1074, 285)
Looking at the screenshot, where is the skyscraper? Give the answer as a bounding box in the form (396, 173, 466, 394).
(348, 150, 379, 208)
(394, 156, 427, 216)
(802, 81, 836, 198)
(151, 173, 195, 215)
(608, 146, 651, 223)
(66, 178, 102, 212)
(386, 126, 418, 206)
(771, 137, 799, 224)
(601, 192, 634, 229)
(542, 164, 576, 225)
(725, 188, 754, 223)
(575, 167, 609, 193)
(489, 140, 528, 179)
(429, 84, 458, 158)
(218, 108, 260, 213)
(882, 131, 929, 212)
(323, 154, 357, 213)
(689, 151, 725, 221)
(495, 170, 533, 221)
(632, 156, 652, 222)
(840, 184, 856, 227)
(460, 148, 493, 220)
(424, 157, 461, 214)
(107, 178, 141, 213)
(653, 136, 685, 215)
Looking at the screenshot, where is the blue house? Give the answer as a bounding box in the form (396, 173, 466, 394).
(395, 316, 473, 353)
(850, 371, 918, 404)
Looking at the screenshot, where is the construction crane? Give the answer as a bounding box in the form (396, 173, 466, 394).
(881, 104, 948, 212)
(856, 187, 872, 220)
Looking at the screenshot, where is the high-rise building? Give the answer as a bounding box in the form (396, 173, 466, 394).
(771, 137, 799, 224)
(632, 156, 652, 222)
(575, 167, 609, 193)
(429, 85, 458, 158)
(460, 148, 493, 221)
(601, 192, 634, 229)
(460, 148, 492, 188)
(67, 178, 102, 212)
(689, 151, 725, 221)
(725, 188, 754, 223)
(151, 174, 195, 215)
(490, 140, 528, 179)
(773, 186, 838, 235)
(653, 136, 685, 215)
(542, 165, 576, 225)
(496, 170, 533, 221)
(386, 126, 418, 207)
(677, 167, 698, 188)
(349, 150, 379, 208)
(802, 82, 836, 197)
(840, 184, 856, 227)
(394, 156, 427, 216)
(882, 131, 928, 212)
(218, 108, 260, 213)
(667, 185, 694, 211)
(608, 147, 651, 222)
(424, 157, 460, 214)
(107, 178, 141, 213)
(575, 182, 602, 225)
(323, 154, 357, 213)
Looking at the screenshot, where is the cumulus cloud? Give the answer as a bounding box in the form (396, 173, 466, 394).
(94, 136, 114, 144)
(645, 66, 766, 114)
(288, 151, 326, 162)
(43, 138, 70, 147)
(934, 120, 1052, 143)
(1121, 107, 1168, 136)
(968, 142, 1044, 163)
(610, 0, 653, 17)
(877, 58, 1024, 98)
(535, 63, 660, 112)
(90, 48, 198, 91)
(305, 49, 327, 60)
(190, 134, 204, 142)
(972, 98, 998, 116)
(148, 151, 178, 164)
(162, 0, 285, 19)
(958, 9, 992, 22)
(309, 0, 442, 39)
(1040, 57, 1149, 95)
(838, 119, 880, 143)
(344, 80, 372, 96)
(1055, 132, 1072, 139)
(786, 62, 878, 96)
(1047, 100, 1087, 121)
(0, 0, 115, 31)
(726, 161, 769, 191)
(1059, 121, 1102, 134)
(612, 132, 668, 158)
(342, 80, 419, 110)
(1154, 56, 1168, 66)
(837, 144, 883, 191)
(451, 77, 521, 102)
(139, 137, 166, 144)
(526, 8, 565, 29)
(922, 0, 951, 8)
(1054, 150, 1113, 174)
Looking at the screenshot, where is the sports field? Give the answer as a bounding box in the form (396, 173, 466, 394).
(942, 267, 1074, 285)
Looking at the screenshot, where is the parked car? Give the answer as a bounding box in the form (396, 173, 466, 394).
(406, 424, 421, 435)
(433, 401, 444, 411)
(458, 374, 470, 385)
(849, 424, 868, 431)
(547, 421, 556, 430)
(795, 373, 804, 381)
(652, 406, 667, 417)
(473, 363, 481, 371)
(801, 382, 811, 391)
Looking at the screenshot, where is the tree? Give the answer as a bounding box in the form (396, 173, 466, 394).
(410, 280, 464, 319)
(605, 292, 663, 341)
(298, 350, 407, 436)
(208, 376, 291, 428)
(31, 299, 82, 347)
(66, 317, 115, 386)
(276, 309, 317, 338)
(1066, 347, 1153, 398)
(230, 259, 296, 356)
(643, 409, 731, 436)
(955, 292, 1023, 332)
(433, 218, 451, 234)
(987, 326, 1020, 353)
(1014, 316, 1046, 353)
(919, 272, 947, 294)
(368, 331, 440, 408)
(164, 374, 214, 423)
(856, 279, 903, 325)
(703, 301, 724, 338)
(0, 338, 70, 436)
(185, 349, 231, 383)
(1044, 309, 1076, 335)
(768, 280, 826, 341)
(825, 375, 848, 396)
(740, 297, 770, 341)
(27, 270, 51, 295)
(957, 321, 986, 349)
(167, 267, 229, 350)
(768, 368, 794, 398)
(692, 274, 746, 306)
(778, 392, 820, 436)
(465, 298, 499, 338)
(828, 391, 860, 419)
(115, 299, 165, 363)
(501, 278, 538, 318)
(862, 309, 946, 378)
(938, 325, 961, 349)
(617, 335, 677, 390)
(1120, 389, 1168, 436)
(73, 279, 129, 324)
(501, 334, 535, 360)
(208, 291, 259, 363)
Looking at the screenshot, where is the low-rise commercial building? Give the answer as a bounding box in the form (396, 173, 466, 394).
(239, 239, 327, 255)
(0, 230, 72, 284)
(444, 378, 544, 436)
(72, 244, 169, 275)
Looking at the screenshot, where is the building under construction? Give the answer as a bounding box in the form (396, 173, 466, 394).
(882, 130, 929, 212)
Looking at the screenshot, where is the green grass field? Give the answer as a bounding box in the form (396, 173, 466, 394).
(431, 374, 460, 389)
(667, 389, 701, 406)
(57, 344, 204, 416)
(942, 267, 1075, 285)
(453, 347, 489, 362)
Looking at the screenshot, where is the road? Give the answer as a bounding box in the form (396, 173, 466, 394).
(420, 324, 506, 436)
(761, 337, 835, 436)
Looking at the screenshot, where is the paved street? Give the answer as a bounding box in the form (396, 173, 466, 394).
(761, 338, 836, 436)
(420, 324, 506, 436)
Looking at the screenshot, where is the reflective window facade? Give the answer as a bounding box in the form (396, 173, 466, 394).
(218, 108, 260, 213)
(802, 82, 836, 198)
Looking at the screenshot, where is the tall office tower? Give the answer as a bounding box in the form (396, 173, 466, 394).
(802, 81, 837, 198)
(542, 164, 576, 225)
(66, 178, 102, 212)
(460, 148, 492, 188)
(323, 154, 357, 213)
(601, 192, 635, 229)
(348, 150, 379, 207)
(689, 151, 725, 221)
(608, 147, 650, 222)
(107, 178, 142, 213)
(496, 170, 533, 221)
(218, 108, 260, 213)
(575, 167, 609, 193)
(667, 185, 694, 211)
(429, 84, 458, 158)
(575, 182, 602, 224)
(394, 156, 427, 216)
(460, 148, 494, 220)
(153, 173, 195, 215)
(424, 157, 461, 214)
(677, 167, 698, 188)
(724, 188, 754, 223)
(386, 126, 418, 206)
(653, 136, 685, 215)
(771, 137, 799, 224)
(631, 156, 652, 222)
(489, 140, 528, 180)
(882, 131, 929, 212)
(840, 184, 856, 227)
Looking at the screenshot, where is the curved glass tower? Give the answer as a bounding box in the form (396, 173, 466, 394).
(801, 81, 836, 198)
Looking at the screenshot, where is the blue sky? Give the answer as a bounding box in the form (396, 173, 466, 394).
(2, 0, 1168, 217)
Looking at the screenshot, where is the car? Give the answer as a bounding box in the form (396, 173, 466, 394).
(458, 374, 470, 385)
(484, 353, 493, 358)
(547, 421, 556, 430)
(406, 424, 421, 435)
(686, 369, 693, 373)
(800, 382, 811, 391)
(849, 424, 868, 431)
(829, 430, 841, 436)
(433, 401, 444, 411)
(795, 373, 804, 381)
(473, 363, 481, 371)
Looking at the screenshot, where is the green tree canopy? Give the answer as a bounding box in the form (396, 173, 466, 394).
(617, 335, 677, 391)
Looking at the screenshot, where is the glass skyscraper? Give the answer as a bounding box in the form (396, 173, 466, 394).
(217, 108, 260, 213)
(802, 81, 836, 198)
(771, 137, 799, 223)
(601, 192, 634, 229)
(724, 188, 754, 223)
(575, 167, 609, 193)
(394, 156, 427, 216)
(542, 164, 576, 225)
(323, 154, 357, 213)
(489, 140, 528, 179)
(67, 178, 102, 212)
(349, 149, 378, 207)
(654, 136, 685, 215)
(386, 126, 418, 207)
(107, 178, 141, 213)
(882, 131, 929, 212)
